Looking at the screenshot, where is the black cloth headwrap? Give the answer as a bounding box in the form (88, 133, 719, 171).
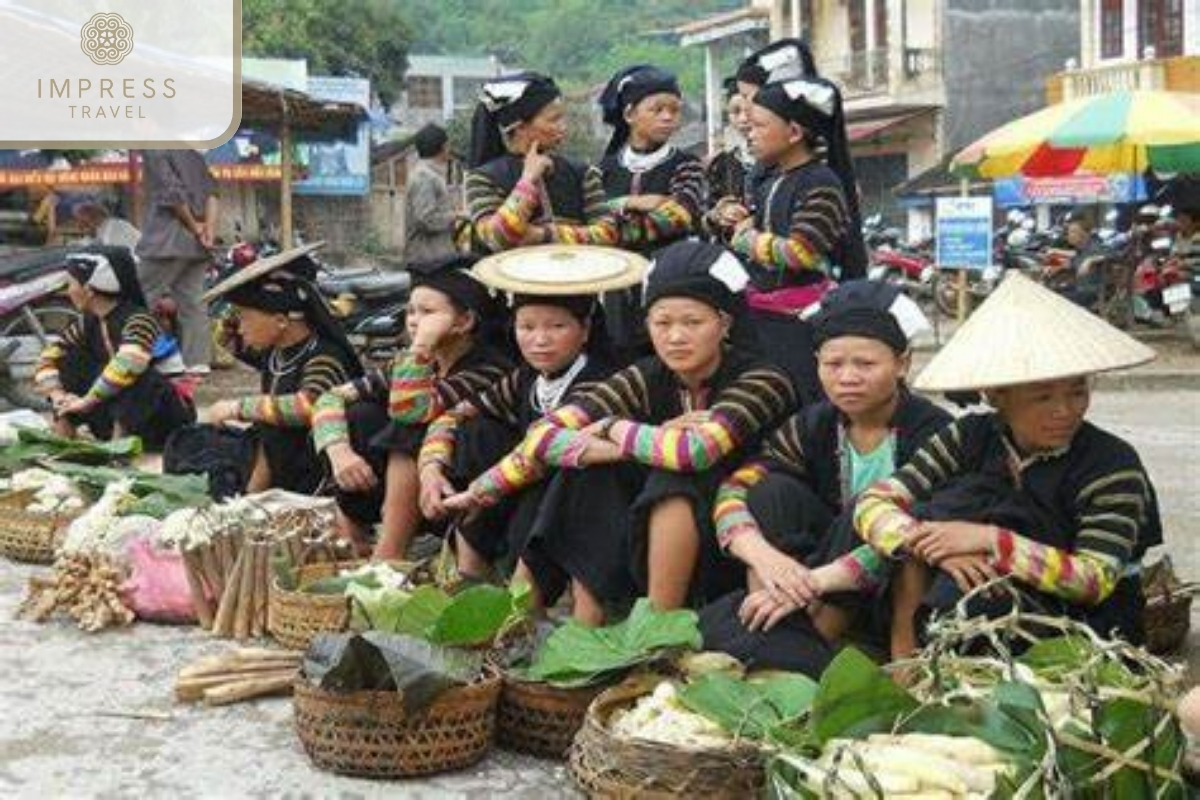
(599, 65, 681, 155)
(810, 279, 908, 353)
(723, 76, 741, 101)
(1159, 175, 1200, 214)
(468, 72, 562, 168)
(736, 38, 818, 88)
(224, 258, 363, 377)
(408, 254, 498, 320)
(66, 245, 147, 307)
(414, 123, 448, 159)
(510, 292, 615, 363)
(753, 77, 868, 279)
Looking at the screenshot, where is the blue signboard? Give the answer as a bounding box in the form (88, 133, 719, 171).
(993, 173, 1147, 208)
(935, 197, 993, 271)
(293, 77, 371, 197)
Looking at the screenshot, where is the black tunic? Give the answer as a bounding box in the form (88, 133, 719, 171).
(519, 348, 797, 611)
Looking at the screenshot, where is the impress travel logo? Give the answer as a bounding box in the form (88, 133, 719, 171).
(0, 1, 241, 148)
(80, 12, 135, 66)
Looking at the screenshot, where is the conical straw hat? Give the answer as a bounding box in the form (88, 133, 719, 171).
(203, 242, 325, 302)
(914, 271, 1155, 392)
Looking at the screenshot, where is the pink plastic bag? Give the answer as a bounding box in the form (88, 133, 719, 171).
(122, 536, 198, 624)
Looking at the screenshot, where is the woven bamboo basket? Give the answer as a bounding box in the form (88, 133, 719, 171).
(268, 559, 432, 652)
(293, 670, 502, 778)
(497, 675, 607, 759)
(1142, 557, 1197, 655)
(0, 496, 77, 565)
(568, 677, 765, 799)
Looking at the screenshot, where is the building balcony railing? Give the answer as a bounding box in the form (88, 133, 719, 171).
(1046, 55, 1200, 104)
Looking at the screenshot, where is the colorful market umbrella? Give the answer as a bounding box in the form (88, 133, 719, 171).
(951, 90, 1200, 179)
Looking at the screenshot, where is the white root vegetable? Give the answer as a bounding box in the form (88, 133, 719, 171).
(866, 732, 1003, 766)
(822, 739, 998, 794)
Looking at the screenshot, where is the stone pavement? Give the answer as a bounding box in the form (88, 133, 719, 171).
(0, 389, 1196, 798)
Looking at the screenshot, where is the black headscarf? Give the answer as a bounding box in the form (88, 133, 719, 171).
(222, 253, 363, 377)
(413, 123, 449, 159)
(468, 72, 562, 168)
(736, 38, 818, 88)
(598, 65, 681, 155)
(511, 292, 615, 364)
(810, 280, 909, 353)
(1159, 175, 1200, 215)
(753, 76, 868, 278)
(65, 246, 147, 307)
(722, 76, 740, 102)
(643, 240, 761, 353)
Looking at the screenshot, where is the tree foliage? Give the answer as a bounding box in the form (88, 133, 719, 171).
(242, 0, 413, 106)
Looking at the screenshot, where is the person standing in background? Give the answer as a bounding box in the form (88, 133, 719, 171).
(135, 149, 219, 376)
(404, 124, 459, 264)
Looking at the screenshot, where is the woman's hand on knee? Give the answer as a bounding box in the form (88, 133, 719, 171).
(739, 588, 798, 632)
(418, 464, 454, 519)
(328, 443, 378, 492)
(746, 543, 819, 609)
(909, 521, 998, 564)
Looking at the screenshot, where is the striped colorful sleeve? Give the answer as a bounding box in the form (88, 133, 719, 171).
(992, 465, 1151, 605)
(714, 460, 770, 550)
(548, 165, 620, 245)
(465, 171, 540, 252)
(418, 410, 461, 472)
(235, 354, 349, 428)
(34, 320, 84, 394)
(387, 350, 439, 423)
(311, 368, 387, 452)
(471, 369, 523, 429)
(439, 361, 513, 410)
(729, 184, 848, 275)
(854, 421, 967, 556)
(84, 313, 158, 404)
(836, 545, 887, 592)
(469, 364, 649, 501)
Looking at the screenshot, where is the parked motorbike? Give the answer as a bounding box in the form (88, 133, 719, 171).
(863, 215, 937, 299)
(0, 259, 78, 409)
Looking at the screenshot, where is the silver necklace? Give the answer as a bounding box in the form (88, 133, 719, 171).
(268, 337, 317, 379)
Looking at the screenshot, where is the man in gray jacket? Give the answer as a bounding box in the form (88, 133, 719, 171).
(404, 124, 458, 264)
(135, 149, 219, 374)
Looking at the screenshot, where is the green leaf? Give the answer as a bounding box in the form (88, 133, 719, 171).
(808, 647, 919, 745)
(429, 584, 517, 646)
(524, 598, 702, 687)
(678, 673, 817, 740)
(1018, 635, 1136, 688)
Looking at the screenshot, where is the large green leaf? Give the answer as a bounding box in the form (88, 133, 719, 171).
(678, 673, 817, 740)
(50, 462, 210, 514)
(0, 429, 142, 470)
(1018, 635, 1136, 688)
(524, 598, 702, 687)
(429, 584, 519, 646)
(808, 647, 919, 745)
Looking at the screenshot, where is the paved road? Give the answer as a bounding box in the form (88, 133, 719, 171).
(0, 389, 1196, 798)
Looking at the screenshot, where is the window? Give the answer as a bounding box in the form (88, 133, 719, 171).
(1139, 0, 1184, 58)
(406, 76, 443, 110)
(1100, 0, 1123, 59)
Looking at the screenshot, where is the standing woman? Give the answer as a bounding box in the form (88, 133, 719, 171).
(464, 72, 618, 254)
(445, 240, 795, 624)
(312, 257, 512, 559)
(705, 77, 755, 224)
(35, 249, 193, 450)
(596, 64, 706, 360)
(854, 274, 1162, 653)
(719, 73, 867, 405)
(191, 245, 363, 495)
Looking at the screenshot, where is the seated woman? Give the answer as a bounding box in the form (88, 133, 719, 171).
(444, 240, 796, 624)
(313, 256, 512, 559)
(419, 290, 619, 580)
(190, 244, 363, 495)
(35, 250, 193, 450)
(854, 273, 1162, 655)
(698, 282, 951, 674)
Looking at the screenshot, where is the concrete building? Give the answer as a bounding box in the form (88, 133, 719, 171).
(391, 54, 507, 128)
(1046, 0, 1200, 102)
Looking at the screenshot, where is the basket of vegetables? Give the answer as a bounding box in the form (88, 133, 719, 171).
(268, 559, 398, 651)
(498, 599, 703, 760)
(569, 659, 816, 800)
(293, 631, 502, 778)
(0, 470, 87, 564)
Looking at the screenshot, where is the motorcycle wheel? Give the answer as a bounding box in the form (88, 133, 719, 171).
(0, 300, 79, 410)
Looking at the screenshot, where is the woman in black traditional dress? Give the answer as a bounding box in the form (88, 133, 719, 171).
(313, 256, 512, 559)
(34, 248, 193, 450)
(464, 72, 618, 254)
(417, 290, 617, 580)
(704, 77, 755, 223)
(595, 65, 706, 359)
(444, 240, 795, 624)
(191, 245, 363, 495)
